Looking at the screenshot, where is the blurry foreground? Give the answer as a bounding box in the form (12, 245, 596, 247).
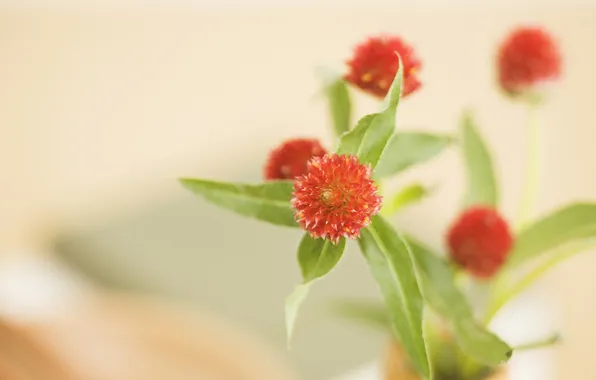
(0, 259, 297, 380)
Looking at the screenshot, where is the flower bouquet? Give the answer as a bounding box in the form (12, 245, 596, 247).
(180, 26, 593, 380)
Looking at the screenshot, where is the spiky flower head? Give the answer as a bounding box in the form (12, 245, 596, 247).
(344, 35, 422, 99)
(497, 26, 562, 102)
(263, 138, 327, 180)
(292, 154, 382, 243)
(447, 206, 514, 278)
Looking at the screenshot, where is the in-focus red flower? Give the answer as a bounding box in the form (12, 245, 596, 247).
(264, 138, 327, 180)
(292, 154, 382, 243)
(446, 206, 513, 278)
(344, 35, 422, 99)
(497, 26, 562, 99)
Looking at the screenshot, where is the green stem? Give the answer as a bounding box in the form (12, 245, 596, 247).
(484, 105, 542, 324)
(513, 333, 561, 351)
(516, 104, 541, 230)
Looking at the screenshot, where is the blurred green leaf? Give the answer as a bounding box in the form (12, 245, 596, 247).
(374, 132, 452, 178)
(285, 234, 346, 344)
(460, 112, 498, 208)
(329, 299, 390, 331)
(285, 282, 311, 347)
(180, 178, 297, 227)
(382, 183, 433, 216)
(506, 203, 596, 267)
(407, 237, 512, 366)
(337, 63, 403, 168)
(322, 76, 352, 137)
(487, 237, 596, 323)
(358, 216, 431, 379)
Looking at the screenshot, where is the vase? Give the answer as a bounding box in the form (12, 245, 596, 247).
(383, 341, 507, 380)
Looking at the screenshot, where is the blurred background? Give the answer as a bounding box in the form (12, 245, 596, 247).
(1, 5, 596, 380)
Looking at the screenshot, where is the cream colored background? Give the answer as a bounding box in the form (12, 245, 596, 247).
(1, 8, 595, 379)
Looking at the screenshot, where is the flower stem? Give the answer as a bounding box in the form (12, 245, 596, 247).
(513, 333, 561, 351)
(516, 104, 541, 230)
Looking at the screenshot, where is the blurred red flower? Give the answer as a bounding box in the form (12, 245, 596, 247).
(292, 154, 382, 244)
(497, 26, 562, 99)
(345, 35, 422, 99)
(447, 206, 513, 278)
(263, 138, 327, 180)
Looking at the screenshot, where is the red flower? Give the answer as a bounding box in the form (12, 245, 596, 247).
(345, 35, 422, 99)
(292, 154, 382, 243)
(446, 206, 513, 278)
(264, 138, 327, 180)
(497, 26, 562, 98)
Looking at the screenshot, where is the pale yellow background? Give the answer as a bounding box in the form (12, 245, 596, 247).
(1, 8, 595, 379)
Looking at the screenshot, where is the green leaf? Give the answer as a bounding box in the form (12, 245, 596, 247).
(336, 63, 403, 168)
(336, 114, 377, 155)
(374, 132, 452, 178)
(506, 203, 596, 267)
(330, 299, 390, 331)
(486, 237, 596, 322)
(298, 234, 346, 282)
(285, 283, 311, 347)
(358, 216, 430, 379)
(460, 112, 498, 208)
(323, 77, 352, 137)
(382, 183, 433, 216)
(407, 237, 512, 366)
(285, 234, 346, 345)
(180, 178, 297, 227)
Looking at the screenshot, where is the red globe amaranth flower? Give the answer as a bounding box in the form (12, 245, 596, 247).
(344, 35, 422, 99)
(497, 27, 562, 99)
(446, 206, 513, 278)
(263, 138, 327, 180)
(291, 154, 382, 243)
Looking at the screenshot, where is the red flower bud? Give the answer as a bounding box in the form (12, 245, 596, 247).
(446, 206, 513, 278)
(292, 154, 382, 244)
(345, 35, 422, 99)
(497, 26, 562, 100)
(263, 138, 327, 180)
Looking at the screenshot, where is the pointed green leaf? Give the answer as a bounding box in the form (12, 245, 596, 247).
(382, 183, 433, 216)
(336, 63, 403, 168)
(374, 132, 452, 178)
(407, 237, 512, 366)
(460, 112, 498, 208)
(336, 113, 377, 154)
(452, 320, 512, 365)
(358, 216, 430, 379)
(285, 235, 346, 344)
(285, 282, 311, 347)
(298, 234, 346, 282)
(180, 178, 297, 227)
(506, 203, 596, 267)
